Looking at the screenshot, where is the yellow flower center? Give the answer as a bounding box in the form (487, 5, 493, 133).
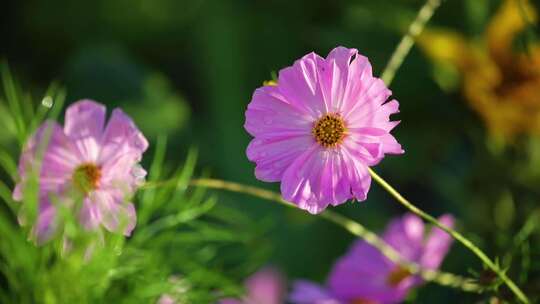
(386, 267, 412, 287)
(312, 113, 346, 148)
(72, 163, 101, 194)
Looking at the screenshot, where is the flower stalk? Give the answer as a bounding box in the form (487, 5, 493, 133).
(188, 178, 481, 293)
(368, 168, 529, 303)
(380, 0, 442, 85)
(374, 0, 530, 302)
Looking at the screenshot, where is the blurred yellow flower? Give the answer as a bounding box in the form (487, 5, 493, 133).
(418, 0, 540, 142)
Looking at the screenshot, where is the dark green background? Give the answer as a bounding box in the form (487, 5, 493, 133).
(2, 0, 539, 302)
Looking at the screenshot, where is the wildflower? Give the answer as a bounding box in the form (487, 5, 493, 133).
(290, 213, 454, 304)
(13, 100, 148, 243)
(245, 46, 403, 214)
(220, 267, 285, 304)
(418, 0, 540, 142)
(157, 294, 176, 304)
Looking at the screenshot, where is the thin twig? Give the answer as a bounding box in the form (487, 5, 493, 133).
(380, 0, 442, 86)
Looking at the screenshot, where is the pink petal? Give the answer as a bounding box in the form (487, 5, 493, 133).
(14, 121, 79, 201)
(421, 214, 454, 269)
(245, 268, 285, 304)
(244, 85, 314, 138)
(79, 196, 102, 230)
(98, 108, 148, 166)
(325, 46, 358, 67)
(316, 53, 346, 113)
(344, 78, 392, 123)
(247, 135, 313, 182)
(342, 134, 384, 166)
(100, 151, 147, 192)
(280, 146, 372, 213)
(277, 52, 328, 117)
(348, 99, 400, 131)
(318, 47, 368, 114)
(346, 99, 403, 157)
(344, 133, 402, 164)
(123, 202, 137, 236)
(64, 100, 106, 162)
(280, 147, 342, 213)
(279, 147, 325, 213)
(345, 100, 404, 158)
(328, 239, 407, 303)
(289, 280, 341, 304)
(33, 202, 57, 244)
(325, 47, 376, 116)
(339, 149, 372, 201)
(89, 190, 137, 235)
(320, 150, 359, 207)
(98, 108, 148, 192)
(379, 133, 405, 155)
(383, 214, 425, 262)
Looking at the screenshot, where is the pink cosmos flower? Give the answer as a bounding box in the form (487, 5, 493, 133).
(290, 213, 454, 304)
(245, 46, 403, 214)
(13, 100, 148, 243)
(220, 267, 286, 304)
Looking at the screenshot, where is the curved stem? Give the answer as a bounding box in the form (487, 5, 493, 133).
(187, 178, 481, 293)
(380, 0, 442, 85)
(377, 0, 529, 302)
(368, 168, 529, 303)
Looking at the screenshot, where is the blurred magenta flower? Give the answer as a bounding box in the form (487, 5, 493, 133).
(13, 100, 148, 243)
(290, 213, 454, 304)
(220, 267, 286, 304)
(245, 46, 403, 214)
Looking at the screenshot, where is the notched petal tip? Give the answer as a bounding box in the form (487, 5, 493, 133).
(326, 46, 360, 65)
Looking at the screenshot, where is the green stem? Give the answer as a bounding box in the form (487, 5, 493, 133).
(187, 178, 481, 293)
(380, 0, 442, 85)
(368, 169, 529, 303)
(377, 0, 529, 302)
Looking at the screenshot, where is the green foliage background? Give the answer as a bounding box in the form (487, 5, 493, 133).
(0, 0, 539, 303)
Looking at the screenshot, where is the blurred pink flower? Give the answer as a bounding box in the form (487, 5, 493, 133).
(13, 100, 148, 243)
(290, 213, 454, 304)
(157, 294, 176, 304)
(220, 267, 285, 304)
(245, 46, 403, 214)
